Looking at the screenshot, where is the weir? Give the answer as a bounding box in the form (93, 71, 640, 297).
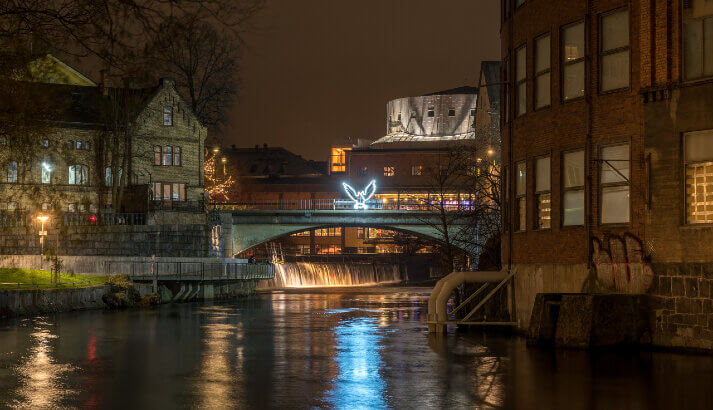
(260, 262, 404, 288)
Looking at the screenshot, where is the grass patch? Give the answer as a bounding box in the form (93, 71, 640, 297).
(0, 268, 108, 290)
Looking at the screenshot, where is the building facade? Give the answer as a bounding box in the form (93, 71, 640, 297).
(502, 0, 713, 349)
(0, 56, 206, 217)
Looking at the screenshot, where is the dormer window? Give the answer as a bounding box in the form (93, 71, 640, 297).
(163, 106, 173, 126)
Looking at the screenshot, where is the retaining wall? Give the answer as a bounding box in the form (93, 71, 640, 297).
(0, 286, 108, 318)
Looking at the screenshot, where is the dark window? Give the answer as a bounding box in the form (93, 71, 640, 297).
(448, 109, 456, 117)
(427, 108, 435, 117)
(154, 146, 161, 165)
(163, 106, 173, 126)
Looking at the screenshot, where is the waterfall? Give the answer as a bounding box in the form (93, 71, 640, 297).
(259, 262, 404, 289)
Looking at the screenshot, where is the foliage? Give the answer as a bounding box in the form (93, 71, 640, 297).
(205, 151, 235, 202)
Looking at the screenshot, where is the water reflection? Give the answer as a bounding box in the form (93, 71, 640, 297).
(11, 319, 76, 408)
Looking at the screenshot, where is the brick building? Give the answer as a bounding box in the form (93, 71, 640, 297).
(502, 0, 713, 349)
(0, 55, 206, 217)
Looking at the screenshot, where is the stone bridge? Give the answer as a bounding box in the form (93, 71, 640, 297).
(212, 209, 476, 257)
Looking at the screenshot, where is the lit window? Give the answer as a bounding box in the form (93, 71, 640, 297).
(7, 161, 17, 183)
(163, 146, 173, 166)
(563, 150, 585, 226)
(562, 21, 585, 101)
(535, 156, 551, 229)
(684, 130, 713, 223)
(515, 161, 526, 231)
(515, 45, 527, 116)
(383, 166, 395, 177)
(68, 164, 88, 185)
(600, 9, 630, 92)
(154, 146, 161, 165)
(41, 162, 52, 184)
(163, 106, 173, 126)
(683, 3, 713, 80)
(76, 141, 82, 150)
(535, 34, 551, 109)
(330, 147, 349, 173)
(411, 165, 423, 176)
(68, 203, 76, 213)
(152, 182, 161, 200)
(600, 144, 630, 224)
(174, 146, 182, 166)
(41, 202, 50, 211)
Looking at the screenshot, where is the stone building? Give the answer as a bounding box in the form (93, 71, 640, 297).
(502, 0, 713, 350)
(0, 56, 207, 216)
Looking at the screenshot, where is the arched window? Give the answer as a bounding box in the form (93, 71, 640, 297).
(7, 161, 17, 183)
(68, 164, 88, 185)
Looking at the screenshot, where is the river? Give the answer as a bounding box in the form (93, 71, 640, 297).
(0, 287, 712, 409)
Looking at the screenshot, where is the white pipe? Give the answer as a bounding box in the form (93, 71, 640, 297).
(428, 270, 510, 332)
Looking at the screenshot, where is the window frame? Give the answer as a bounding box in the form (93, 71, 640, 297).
(534, 33, 552, 110)
(515, 44, 527, 117)
(162, 146, 173, 166)
(599, 7, 631, 94)
(561, 148, 586, 227)
(515, 160, 527, 232)
(599, 142, 631, 225)
(561, 20, 586, 102)
(682, 3, 713, 82)
(174, 146, 182, 167)
(411, 165, 423, 176)
(383, 166, 395, 177)
(163, 106, 173, 126)
(534, 154, 552, 230)
(154, 146, 162, 166)
(7, 161, 18, 183)
(682, 129, 713, 225)
(68, 164, 89, 186)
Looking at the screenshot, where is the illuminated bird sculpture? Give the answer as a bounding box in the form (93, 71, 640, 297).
(343, 180, 377, 209)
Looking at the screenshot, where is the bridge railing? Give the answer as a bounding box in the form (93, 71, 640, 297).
(212, 199, 470, 211)
(115, 261, 275, 281)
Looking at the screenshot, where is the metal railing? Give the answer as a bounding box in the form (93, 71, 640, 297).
(150, 200, 205, 212)
(213, 199, 472, 211)
(63, 212, 147, 226)
(116, 261, 275, 281)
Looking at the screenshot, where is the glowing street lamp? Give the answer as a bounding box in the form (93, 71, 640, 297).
(36, 215, 49, 270)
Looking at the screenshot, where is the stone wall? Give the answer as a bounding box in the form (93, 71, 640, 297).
(0, 286, 108, 318)
(0, 223, 209, 257)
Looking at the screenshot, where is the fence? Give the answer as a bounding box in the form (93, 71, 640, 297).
(115, 260, 275, 281)
(213, 199, 472, 211)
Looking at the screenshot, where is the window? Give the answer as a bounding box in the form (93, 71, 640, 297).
(515, 161, 526, 231)
(76, 141, 82, 150)
(427, 107, 435, 117)
(330, 147, 349, 173)
(41, 202, 50, 211)
(448, 109, 456, 117)
(411, 165, 423, 176)
(535, 34, 551, 109)
(152, 182, 186, 201)
(84, 141, 91, 150)
(535, 156, 551, 229)
(600, 9, 630, 91)
(683, 2, 713, 80)
(7, 161, 17, 183)
(562, 21, 585, 100)
(357, 227, 365, 238)
(600, 144, 630, 224)
(154, 146, 161, 165)
(68, 203, 76, 213)
(515, 45, 527, 116)
(397, 113, 401, 121)
(0, 137, 6, 146)
(384, 166, 395, 177)
(7, 202, 17, 212)
(163, 106, 173, 126)
(563, 150, 585, 226)
(41, 162, 52, 184)
(42, 139, 49, 148)
(68, 165, 88, 185)
(68, 140, 74, 150)
(78, 203, 87, 213)
(470, 109, 476, 116)
(163, 146, 173, 166)
(105, 167, 123, 187)
(358, 166, 368, 176)
(297, 245, 311, 255)
(684, 130, 713, 224)
(503, 57, 510, 123)
(174, 146, 182, 166)
(315, 227, 341, 237)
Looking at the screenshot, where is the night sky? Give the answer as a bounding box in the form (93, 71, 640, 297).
(227, 0, 501, 161)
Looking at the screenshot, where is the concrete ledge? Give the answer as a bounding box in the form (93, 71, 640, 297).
(0, 286, 109, 318)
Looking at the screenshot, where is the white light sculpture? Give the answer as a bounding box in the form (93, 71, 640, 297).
(343, 180, 377, 210)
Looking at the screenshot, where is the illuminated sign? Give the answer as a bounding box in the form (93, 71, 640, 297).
(343, 180, 376, 209)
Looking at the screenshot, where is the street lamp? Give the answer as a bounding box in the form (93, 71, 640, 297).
(36, 215, 49, 270)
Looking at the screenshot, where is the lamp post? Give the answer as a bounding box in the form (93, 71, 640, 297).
(36, 215, 48, 270)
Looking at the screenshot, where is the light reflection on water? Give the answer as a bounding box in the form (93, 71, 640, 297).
(0, 287, 711, 409)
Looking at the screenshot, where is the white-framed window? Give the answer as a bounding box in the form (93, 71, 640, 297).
(535, 34, 551, 109)
(684, 130, 713, 223)
(563, 150, 585, 226)
(515, 160, 526, 231)
(683, 2, 713, 80)
(562, 21, 585, 101)
(535, 155, 551, 229)
(600, 8, 630, 92)
(163, 106, 173, 126)
(411, 165, 423, 176)
(600, 144, 630, 224)
(515, 45, 527, 117)
(383, 166, 395, 177)
(7, 161, 17, 183)
(41, 162, 52, 184)
(68, 164, 88, 185)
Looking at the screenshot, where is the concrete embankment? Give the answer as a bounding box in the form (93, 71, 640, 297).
(0, 286, 110, 318)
